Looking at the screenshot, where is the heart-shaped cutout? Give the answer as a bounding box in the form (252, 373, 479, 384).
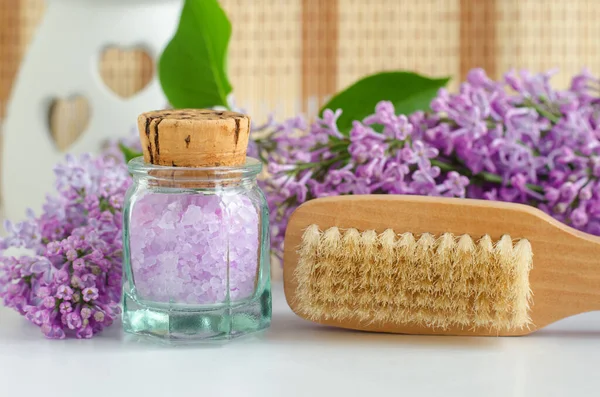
(48, 96, 91, 151)
(99, 47, 154, 99)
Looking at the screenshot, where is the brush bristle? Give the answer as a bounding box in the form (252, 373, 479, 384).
(294, 226, 533, 331)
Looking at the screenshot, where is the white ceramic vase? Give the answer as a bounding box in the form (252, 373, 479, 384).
(2, 0, 182, 219)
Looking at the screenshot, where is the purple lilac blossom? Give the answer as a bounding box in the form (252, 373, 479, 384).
(251, 69, 600, 259)
(128, 192, 259, 304)
(0, 152, 129, 339)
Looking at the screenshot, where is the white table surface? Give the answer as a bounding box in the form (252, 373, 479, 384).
(1, 282, 600, 397)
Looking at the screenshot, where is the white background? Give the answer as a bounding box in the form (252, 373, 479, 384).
(1, 282, 599, 397)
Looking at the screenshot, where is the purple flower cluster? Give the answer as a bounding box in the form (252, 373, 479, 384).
(253, 68, 600, 258)
(0, 153, 130, 339)
(129, 193, 259, 304)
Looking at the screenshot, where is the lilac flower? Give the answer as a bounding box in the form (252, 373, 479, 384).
(466, 68, 498, 90)
(43, 324, 66, 340)
(250, 69, 600, 259)
(364, 101, 413, 140)
(403, 141, 439, 168)
(410, 166, 441, 194)
(66, 249, 78, 262)
(571, 207, 589, 227)
(59, 301, 72, 314)
(315, 109, 344, 139)
(42, 296, 56, 309)
(46, 242, 62, 256)
(76, 325, 93, 339)
(82, 287, 99, 302)
(55, 285, 73, 300)
(0, 151, 128, 339)
(93, 311, 105, 322)
(66, 312, 82, 330)
(81, 307, 92, 320)
(349, 122, 387, 163)
(72, 259, 85, 272)
(441, 172, 470, 197)
(37, 287, 51, 298)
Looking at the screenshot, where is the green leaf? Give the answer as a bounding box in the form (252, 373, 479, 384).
(320, 71, 450, 133)
(119, 143, 142, 163)
(159, 0, 233, 109)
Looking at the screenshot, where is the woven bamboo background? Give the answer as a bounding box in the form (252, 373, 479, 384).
(2, 0, 600, 144)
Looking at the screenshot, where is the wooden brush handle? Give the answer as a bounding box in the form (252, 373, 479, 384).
(283, 195, 600, 335)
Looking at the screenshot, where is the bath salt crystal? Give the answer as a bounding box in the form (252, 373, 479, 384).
(129, 192, 260, 304)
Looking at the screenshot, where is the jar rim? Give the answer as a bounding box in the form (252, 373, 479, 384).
(127, 156, 262, 180)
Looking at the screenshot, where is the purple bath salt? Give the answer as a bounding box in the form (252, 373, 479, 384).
(129, 192, 259, 304)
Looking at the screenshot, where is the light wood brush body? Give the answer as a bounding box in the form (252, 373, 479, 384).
(283, 195, 600, 336)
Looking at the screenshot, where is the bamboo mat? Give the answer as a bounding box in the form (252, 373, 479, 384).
(1, 0, 600, 145)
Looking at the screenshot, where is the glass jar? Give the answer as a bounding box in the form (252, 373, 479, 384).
(122, 157, 271, 342)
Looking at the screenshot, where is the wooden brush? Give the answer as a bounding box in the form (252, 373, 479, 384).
(283, 195, 600, 336)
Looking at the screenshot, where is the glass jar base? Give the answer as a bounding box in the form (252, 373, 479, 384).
(122, 288, 271, 343)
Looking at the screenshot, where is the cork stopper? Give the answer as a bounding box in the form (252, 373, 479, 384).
(137, 109, 251, 167)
